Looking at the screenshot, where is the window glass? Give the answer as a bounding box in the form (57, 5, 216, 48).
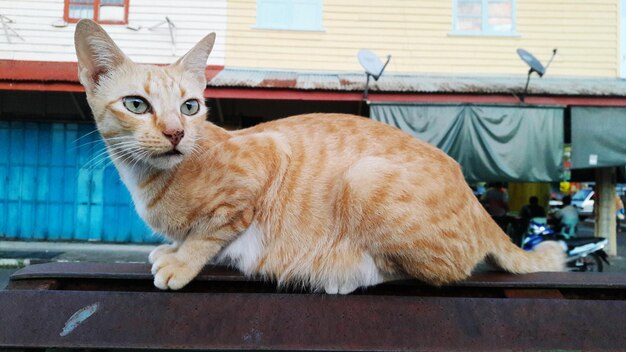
(68, 1, 95, 20)
(453, 0, 515, 35)
(488, 0, 513, 32)
(256, 0, 323, 31)
(66, 0, 127, 24)
(257, 0, 291, 29)
(99, 0, 125, 22)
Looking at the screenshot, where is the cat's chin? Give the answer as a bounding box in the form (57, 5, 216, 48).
(147, 153, 185, 170)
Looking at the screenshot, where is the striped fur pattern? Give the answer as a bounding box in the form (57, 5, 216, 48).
(75, 20, 565, 293)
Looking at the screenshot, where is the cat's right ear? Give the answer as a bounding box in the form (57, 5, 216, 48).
(74, 19, 129, 91)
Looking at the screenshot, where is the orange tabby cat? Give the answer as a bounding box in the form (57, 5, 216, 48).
(74, 20, 564, 294)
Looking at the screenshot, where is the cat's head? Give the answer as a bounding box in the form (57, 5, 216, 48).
(74, 19, 215, 170)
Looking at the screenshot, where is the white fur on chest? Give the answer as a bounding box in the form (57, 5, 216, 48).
(215, 221, 265, 275)
(116, 165, 150, 220)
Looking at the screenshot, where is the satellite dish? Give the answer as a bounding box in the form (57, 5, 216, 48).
(357, 49, 391, 99)
(515, 48, 557, 102)
(358, 49, 389, 80)
(517, 49, 546, 77)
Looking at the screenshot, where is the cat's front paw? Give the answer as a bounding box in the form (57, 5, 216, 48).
(148, 243, 178, 264)
(151, 253, 199, 290)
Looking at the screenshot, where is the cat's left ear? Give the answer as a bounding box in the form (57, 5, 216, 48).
(173, 33, 216, 86)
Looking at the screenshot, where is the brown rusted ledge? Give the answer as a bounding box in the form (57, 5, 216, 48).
(4, 262, 626, 351)
(1, 289, 626, 350)
(10, 261, 626, 290)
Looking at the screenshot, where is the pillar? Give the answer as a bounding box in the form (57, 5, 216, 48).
(595, 167, 617, 256)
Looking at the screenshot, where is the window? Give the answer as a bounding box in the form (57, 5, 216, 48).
(256, 0, 323, 31)
(64, 0, 129, 24)
(452, 0, 516, 35)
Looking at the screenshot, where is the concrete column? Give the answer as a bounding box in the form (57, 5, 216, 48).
(595, 167, 617, 256)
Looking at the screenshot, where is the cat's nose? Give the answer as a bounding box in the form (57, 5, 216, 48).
(162, 129, 184, 146)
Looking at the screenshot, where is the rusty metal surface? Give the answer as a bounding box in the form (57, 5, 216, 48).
(10, 262, 244, 282)
(11, 262, 626, 289)
(207, 67, 626, 96)
(5, 263, 626, 350)
(503, 288, 564, 299)
(452, 271, 626, 289)
(1, 289, 626, 351)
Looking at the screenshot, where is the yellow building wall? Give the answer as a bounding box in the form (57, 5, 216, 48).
(225, 0, 619, 77)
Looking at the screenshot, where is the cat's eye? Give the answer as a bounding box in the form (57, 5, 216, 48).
(180, 99, 200, 116)
(122, 96, 150, 114)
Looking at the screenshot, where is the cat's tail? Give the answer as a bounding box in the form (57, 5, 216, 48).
(486, 221, 565, 274)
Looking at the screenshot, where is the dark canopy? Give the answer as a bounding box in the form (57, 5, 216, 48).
(571, 107, 626, 169)
(370, 103, 564, 182)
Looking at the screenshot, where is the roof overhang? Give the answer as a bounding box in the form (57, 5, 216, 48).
(0, 60, 222, 93)
(4, 60, 626, 106)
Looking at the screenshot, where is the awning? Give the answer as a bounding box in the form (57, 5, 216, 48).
(370, 103, 564, 182)
(571, 107, 626, 169)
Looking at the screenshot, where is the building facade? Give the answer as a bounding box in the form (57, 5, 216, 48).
(225, 0, 620, 77)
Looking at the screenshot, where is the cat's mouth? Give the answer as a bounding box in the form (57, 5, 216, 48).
(154, 149, 184, 158)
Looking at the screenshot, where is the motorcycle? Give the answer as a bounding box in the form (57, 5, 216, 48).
(521, 218, 610, 272)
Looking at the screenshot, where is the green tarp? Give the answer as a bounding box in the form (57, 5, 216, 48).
(571, 107, 626, 169)
(370, 103, 564, 182)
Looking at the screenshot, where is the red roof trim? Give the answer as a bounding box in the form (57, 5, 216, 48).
(368, 94, 626, 107)
(0, 82, 84, 92)
(0, 60, 224, 83)
(0, 60, 79, 82)
(4, 81, 626, 107)
(204, 88, 626, 107)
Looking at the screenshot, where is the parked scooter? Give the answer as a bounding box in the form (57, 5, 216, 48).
(522, 218, 610, 272)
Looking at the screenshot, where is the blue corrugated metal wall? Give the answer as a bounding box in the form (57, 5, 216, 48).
(0, 121, 160, 243)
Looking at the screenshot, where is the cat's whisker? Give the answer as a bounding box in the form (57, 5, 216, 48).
(76, 147, 135, 183)
(83, 142, 136, 169)
(83, 150, 116, 170)
(71, 140, 104, 150)
(106, 147, 140, 168)
(86, 154, 122, 172)
(186, 146, 203, 163)
(72, 129, 100, 143)
(71, 136, 131, 150)
(131, 152, 147, 168)
(80, 135, 130, 143)
(109, 140, 140, 148)
(115, 152, 138, 169)
(88, 144, 141, 170)
(128, 149, 150, 171)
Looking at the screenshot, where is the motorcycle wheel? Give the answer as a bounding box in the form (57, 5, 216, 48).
(580, 253, 604, 272)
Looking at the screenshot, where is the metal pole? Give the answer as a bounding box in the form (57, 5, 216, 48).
(595, 167, 617, 256)
(520, 70, 532, 102)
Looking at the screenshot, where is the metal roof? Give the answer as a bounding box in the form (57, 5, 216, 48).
(3, 59, 625, 97)
(207, 68, 626, 97)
